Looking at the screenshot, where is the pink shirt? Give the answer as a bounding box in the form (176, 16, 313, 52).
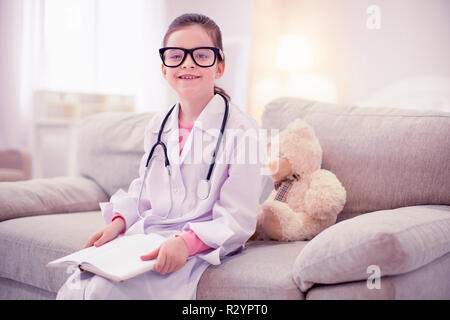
(178, 118, 193, 155)
(110, 118, 212, 256)
(176, 118, 211, 255)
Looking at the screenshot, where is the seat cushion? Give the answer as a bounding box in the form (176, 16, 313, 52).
(197, 240, 306, 300)
(0, 277, 56, 300)
(292, 205, 450, 292)
(0, 211, 105, 293)
(0, 212, 305, 299)
(306, 252, 450, 300)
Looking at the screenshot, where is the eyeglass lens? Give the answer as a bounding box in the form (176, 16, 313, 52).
(163, 48, 216, 67)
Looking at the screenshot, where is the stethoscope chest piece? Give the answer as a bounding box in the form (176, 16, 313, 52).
(197, 179, 210, 200)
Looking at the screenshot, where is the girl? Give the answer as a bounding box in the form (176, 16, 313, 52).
(56, 13, 262, 300)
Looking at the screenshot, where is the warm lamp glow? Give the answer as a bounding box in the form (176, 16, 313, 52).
(285, 73, 338, 102)
(276, 34, 314, 72)
(253, 76, 283, 121)
(254, 77, 282, 100)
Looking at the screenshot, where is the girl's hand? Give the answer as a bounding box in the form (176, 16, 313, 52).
(83, 217, 125, 248)
(140, 237, 189, 275)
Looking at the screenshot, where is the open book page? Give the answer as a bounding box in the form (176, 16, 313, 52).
(47, 233, 167, 282)
(46, 233, 141, 268)
(83, 233, 167, 281)
(47, 245, 98, 267)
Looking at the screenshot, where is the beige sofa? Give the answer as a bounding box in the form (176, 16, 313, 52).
(0, 98, 449, 300)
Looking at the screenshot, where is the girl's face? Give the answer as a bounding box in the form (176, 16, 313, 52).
(161, 25, 225, 100)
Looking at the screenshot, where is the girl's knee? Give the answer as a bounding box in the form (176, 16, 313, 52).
(84, 275, 117, 299)
(57, 269, 89, 300)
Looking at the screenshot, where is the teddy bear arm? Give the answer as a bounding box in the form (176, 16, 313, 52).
(304, 170, 347, 220)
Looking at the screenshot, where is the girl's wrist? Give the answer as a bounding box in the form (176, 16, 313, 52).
(175, 236, 189, 257)
(111, 216, 125, 234)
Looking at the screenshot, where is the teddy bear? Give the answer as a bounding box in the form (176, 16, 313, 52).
(254, 118, 346, 241)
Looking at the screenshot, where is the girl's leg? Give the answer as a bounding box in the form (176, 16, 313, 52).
(56, 268, 95, 300)
(56, 256, 209, 300)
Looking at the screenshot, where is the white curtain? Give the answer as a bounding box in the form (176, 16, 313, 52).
(0, 0, 168, 151)
(136, 0, 170, 113)
(0, 0, 42, 150)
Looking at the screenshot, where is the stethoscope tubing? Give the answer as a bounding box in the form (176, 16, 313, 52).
(137, 93, 229, 220)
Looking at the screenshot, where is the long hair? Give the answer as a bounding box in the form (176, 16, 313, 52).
(162, 13, 231, 101)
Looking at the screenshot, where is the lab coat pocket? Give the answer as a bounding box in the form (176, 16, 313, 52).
(182, 162, 208, 188)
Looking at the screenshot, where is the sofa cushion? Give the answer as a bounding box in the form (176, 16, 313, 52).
(198, 240, 306, 300)
(76, 112, 155, 197)
(292, 205, 450, 292)
(261, 98, 450, 220)
(0, 277, 56, 300)
(305, 252, 450, 300)
(0, 211, 106, 293)
(0, 177, 109, 222)
(0, 211, 305, 299)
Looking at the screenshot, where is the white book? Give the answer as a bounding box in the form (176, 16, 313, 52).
(46, 233, 167, 282)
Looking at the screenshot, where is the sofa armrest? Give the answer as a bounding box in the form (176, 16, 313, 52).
(0, 176, 109, 222)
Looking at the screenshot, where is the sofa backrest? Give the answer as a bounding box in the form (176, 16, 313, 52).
(76, 102, 450, 222)
(261, 97, 450, 221)
(76, 112, 154, 197)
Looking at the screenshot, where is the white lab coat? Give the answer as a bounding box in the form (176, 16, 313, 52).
(57, 93, 263, 299)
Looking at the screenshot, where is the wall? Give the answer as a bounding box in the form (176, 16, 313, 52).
(0, 0, 23, 149)
(248, 0, 450, 123)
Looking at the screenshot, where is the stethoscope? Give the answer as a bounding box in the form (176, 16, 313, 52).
(137, 93, 229, 219)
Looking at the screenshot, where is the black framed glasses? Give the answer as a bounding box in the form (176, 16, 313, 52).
(159, 46, 224, 68)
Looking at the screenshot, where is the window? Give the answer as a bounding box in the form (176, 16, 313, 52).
(40, 0, 144, 95)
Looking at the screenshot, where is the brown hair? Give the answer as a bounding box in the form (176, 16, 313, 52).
(162, 13, 230, 101)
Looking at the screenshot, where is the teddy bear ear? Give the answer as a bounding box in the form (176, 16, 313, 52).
(291, 118, 310, 128)
(287, 118, 315, 137)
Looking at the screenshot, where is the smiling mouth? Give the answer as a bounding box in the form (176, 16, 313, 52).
(178, 75, 200, 80)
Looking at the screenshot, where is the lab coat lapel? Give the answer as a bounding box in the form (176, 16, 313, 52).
(179, 94, 226, 166)
(147, 104, 181, 217)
